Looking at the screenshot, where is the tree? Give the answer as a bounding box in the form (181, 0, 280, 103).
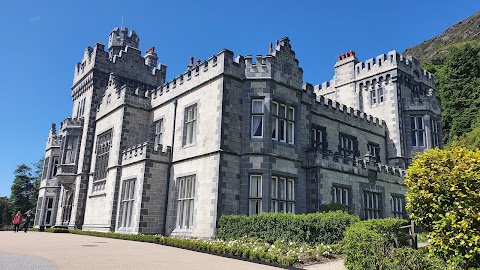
(429, 43, 480, 145)
(10, 164, 36, 213)
(450, 126, 480, 151)
(0, 196, 12, 229)
(30, 158, 44, 210)
(405, 147, 480, 268)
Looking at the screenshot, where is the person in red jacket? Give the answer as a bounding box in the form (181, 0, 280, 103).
(12, 211, 22, 233)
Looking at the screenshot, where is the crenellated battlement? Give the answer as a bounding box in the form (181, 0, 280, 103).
(313, 94, 385, 127)
(313, 79, 336, 95)
(353, 50, 434, 85)
(305, 148, 406, 184)
(121, 142, 170, 166)
(72, 39, 165, 98)
(59, 117, 84, 132)
(150, 51, 222, 106)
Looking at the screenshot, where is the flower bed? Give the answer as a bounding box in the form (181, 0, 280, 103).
(36, 228, 342, 267)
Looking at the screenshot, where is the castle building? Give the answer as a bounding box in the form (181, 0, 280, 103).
(35, 28, 442, 237)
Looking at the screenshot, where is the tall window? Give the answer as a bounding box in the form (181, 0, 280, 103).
(332, 185, 350, 207)
(271, 177, 295, 213)
(44, 197, 54, 225)
(272, 102, 278, 140)
(370, 87, 384, 106)
(251, 100, 264, 138)
(51, 156, 59, 177)
(93, 129, 112, 180)
(249, 175, 262, 215)
(411, 116, 425, 147)
(42, 157, 50, 180)
(391, 196, 405, 218)
(64, 136, 79, 164)
(120, 179, 135, 228)
(154, 119, 164, 151)
(364, 191, 381, 219)
(340, 134, 357, 157)
(272, 101, 294, 144)
(312, 127, 324, 148)
(431, 119, 439, 147)
(367, 143, 380, 161)
(183, 105, 197, 146)
(177, 175, 196, 229)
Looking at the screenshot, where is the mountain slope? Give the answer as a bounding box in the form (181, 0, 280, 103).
(404, 11, 480, 64)
(403, 12, 480, 146)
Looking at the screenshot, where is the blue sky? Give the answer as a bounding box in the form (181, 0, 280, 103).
(0, 1, 478, 197)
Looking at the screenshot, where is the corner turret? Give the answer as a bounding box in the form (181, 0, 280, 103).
(108, 27, 140, 59)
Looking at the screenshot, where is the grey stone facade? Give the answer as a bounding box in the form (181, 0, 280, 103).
(35, 29, 441, 237)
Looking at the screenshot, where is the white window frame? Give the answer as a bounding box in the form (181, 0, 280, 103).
(184, 105, 197, 146)
(176, 175, 196, 229)
(364, 191, 381, 219)
(120, 179, 135, 228)
(411, 116, 426, 147)
(391, 196, 405, 218)
(367, 143, 380, 160)
(272, 101, 294, 144)
(312, 127, 323, 148)
(340, 137, 354, 151)
(154, 119, 164, 151)
(271, 176, 295, 213)
(332, 186, 350, 207)
(431, 119, 439, 147)
(249, 175, 262, 215)
(272, 102, 278, 140)
(251, 100, 264, 138)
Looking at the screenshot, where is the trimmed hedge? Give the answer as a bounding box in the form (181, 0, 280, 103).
(216, 211, 359, 245)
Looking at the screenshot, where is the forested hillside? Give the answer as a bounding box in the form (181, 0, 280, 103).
(404, 12, 480, 147)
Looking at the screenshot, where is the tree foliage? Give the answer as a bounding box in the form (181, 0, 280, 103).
(405, 147, 480, 268)
(0, 196, 12, 228)
(425, 43, 480, 145)
(450, 126, 480, 150)
(10, 164, 36, 213)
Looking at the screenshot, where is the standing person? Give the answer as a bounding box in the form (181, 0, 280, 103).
(23, 209, 32, 233)
(12, 211, 22, 233)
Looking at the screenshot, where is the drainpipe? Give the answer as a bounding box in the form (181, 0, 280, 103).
(162, 99, 178, 236)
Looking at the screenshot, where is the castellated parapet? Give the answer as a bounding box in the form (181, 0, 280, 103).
(305, 149, 405, 183)
(72, 40, 166, 97)
(121, 142, 170, 166)
(312, 94, 386, 129)
(315, 50, 435, 95)
(150, 52, 222, 107)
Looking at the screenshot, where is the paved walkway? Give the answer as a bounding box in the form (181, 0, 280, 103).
(0, 231, 345, 270)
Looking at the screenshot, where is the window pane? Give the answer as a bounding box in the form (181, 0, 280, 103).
(280, 105, 286, 118)
(252, 100, 263, 113)
(271, 177, 277, 199)
(411, 117, 416, 129)
(280, 120, 286, 141)
(272, 102, 278, 115)
(288, 107, 294, 120)
(417, 117, 424, 129)
(252, 115, 263, 137)
(287, 122, 294, 144)
(272, 117, 278, 140)
(419, 131, 425, 146)
(279, 178, 286, 199)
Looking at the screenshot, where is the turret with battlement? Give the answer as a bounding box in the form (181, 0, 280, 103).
(108, 27, 140, 59)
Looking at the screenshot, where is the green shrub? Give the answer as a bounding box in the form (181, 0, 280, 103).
(405, 147, 480, 268)
(343, 218, 407, 270)
(343, 219, 452, 270)
(216, 211, 359, 245)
